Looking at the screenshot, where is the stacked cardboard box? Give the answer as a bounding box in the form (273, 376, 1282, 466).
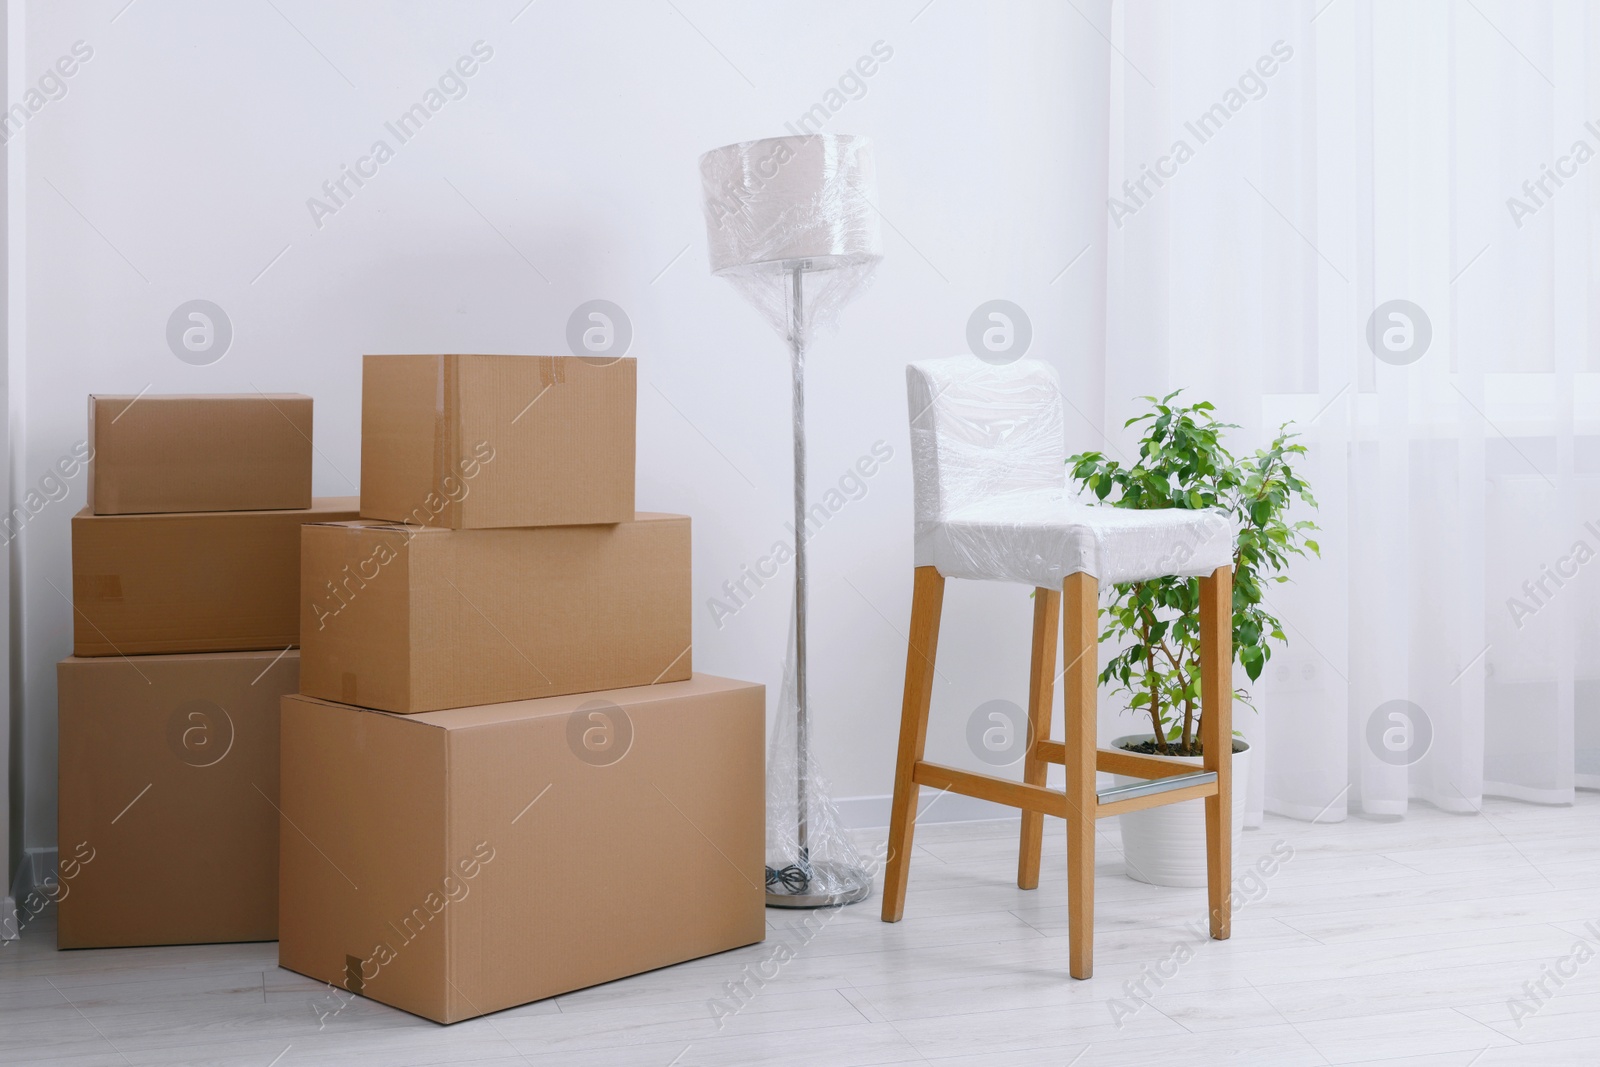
(58, 394, 358, 948)
(280, 355, 766, 1023)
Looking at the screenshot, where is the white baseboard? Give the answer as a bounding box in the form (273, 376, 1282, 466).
(23, 847, 55, 891)
(7, 856, 22, 903)
(1, 849, 59, 942)
(835, 787, 1023, 831)
(2, 849, 38, 941)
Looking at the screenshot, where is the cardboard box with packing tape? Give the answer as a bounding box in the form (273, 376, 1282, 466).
(298, 512, 691, 714)
(360, 354, 635, 529)
(277, 674, 766, 1024)
(70, 497, 360, 656)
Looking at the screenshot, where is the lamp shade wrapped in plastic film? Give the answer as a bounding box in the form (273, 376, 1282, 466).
(699, 134, 883, 342)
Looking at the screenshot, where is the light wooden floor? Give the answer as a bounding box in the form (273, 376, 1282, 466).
(3, 794, 1597, 1066)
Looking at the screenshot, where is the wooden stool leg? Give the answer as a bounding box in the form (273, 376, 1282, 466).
(882, 566, 946, 923)
(1200, 565, 1233, 941)
(1062, 572, 1098, 979)
(1018, 587, 1060, 889)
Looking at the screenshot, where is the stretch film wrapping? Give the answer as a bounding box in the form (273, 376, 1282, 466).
(699, 134, 882, 344)
(700, 133, 885, 897)
(762, 606, 868, 897)
(907, 357, 1236, 588)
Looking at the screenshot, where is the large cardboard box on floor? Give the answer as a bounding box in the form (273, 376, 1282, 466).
(360, 354, 635, 529)
(278, 674, 765, 1024)
(56, 649, 300, 948)
(299, 512, 691, 714)
(71, 497, 360, 656)
(88, 393, 314, 514)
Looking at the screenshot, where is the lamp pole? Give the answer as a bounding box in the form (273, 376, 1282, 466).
(789, 262, 810, 875)
(765, 261, 871, 909)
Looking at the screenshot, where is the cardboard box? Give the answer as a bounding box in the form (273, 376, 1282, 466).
(71, 497, 360, 657)
(56, 649, 300, 948)
(300, 512, 691, 714)
(360, 354, 635, 529)
(278, 674, 765, 1023)
(89, 393, 314, 514)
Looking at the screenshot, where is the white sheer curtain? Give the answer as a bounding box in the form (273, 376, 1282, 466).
(1102, 0, 1598, 821)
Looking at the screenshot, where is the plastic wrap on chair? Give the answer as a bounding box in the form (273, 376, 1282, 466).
(907, 357, 1236, 587)
(699, 134, 883, 344)
(763, 600, 868, 897)
(907, 357, 1069, 523)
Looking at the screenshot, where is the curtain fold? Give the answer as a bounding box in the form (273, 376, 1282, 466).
(1104, 0, 1596, 820)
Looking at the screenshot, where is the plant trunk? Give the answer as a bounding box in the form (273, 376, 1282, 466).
(1144, 613, 1166, 754)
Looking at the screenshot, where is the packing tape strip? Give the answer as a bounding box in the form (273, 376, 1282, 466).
(535, 354, 566, 389)
(432, 356, 459, 528)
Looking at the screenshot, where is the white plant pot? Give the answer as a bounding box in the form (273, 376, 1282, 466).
(1111, 734, 1251, 888)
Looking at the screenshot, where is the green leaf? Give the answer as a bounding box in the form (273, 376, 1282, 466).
(1240, 644, 1265, 681)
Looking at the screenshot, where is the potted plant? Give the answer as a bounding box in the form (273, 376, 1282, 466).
(1066, 393, 1318, 886)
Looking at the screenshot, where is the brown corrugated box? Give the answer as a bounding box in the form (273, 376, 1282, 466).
(71, 497, 360, 656)
(360, 354, 635, 529)
(299, 512, 691, 714)
(277, 674, 766, 1024)
(56, 649, 300, 948)
(88, 394, 314, 515)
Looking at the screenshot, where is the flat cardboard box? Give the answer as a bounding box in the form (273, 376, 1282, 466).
(299, 512, 690, 714)
(71, 497, 360, 657)
(89, 393, 314, 514)
(278, 674, 765, 1023)
(360, 354, 635, 528)
(56, 649, 300, 948)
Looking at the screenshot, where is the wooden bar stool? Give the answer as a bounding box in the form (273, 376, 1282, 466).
(880, 357, 1237, 979)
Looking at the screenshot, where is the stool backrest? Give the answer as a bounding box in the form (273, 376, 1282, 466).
(905, 357, 1067, 523)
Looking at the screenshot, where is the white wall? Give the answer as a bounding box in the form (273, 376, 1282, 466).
(17, 0, 1109, 852)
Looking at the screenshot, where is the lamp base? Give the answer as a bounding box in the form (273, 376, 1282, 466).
(764, 860, 873, 909)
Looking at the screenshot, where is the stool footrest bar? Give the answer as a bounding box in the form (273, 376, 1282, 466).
(910, 760, 1220, 822)
(1034, 742, 1217, 782)
(913, 761, 1068, 818)
(1096, 770, 1217, 805)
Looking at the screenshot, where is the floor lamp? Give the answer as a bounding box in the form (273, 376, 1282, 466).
(699, 134, 882, 908)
